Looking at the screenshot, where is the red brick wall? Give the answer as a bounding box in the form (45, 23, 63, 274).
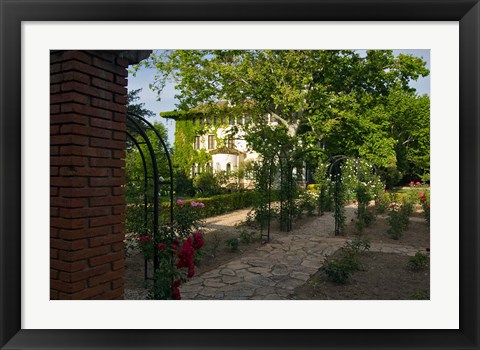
(50, 51, 130, 300)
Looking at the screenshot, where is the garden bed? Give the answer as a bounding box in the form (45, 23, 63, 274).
(293, 214, 430, 300)
(293, 250, 430, 300)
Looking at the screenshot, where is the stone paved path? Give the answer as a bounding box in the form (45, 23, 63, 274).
(180, 206, 421, 300)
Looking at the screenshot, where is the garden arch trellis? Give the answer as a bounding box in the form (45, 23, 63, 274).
(126, 112, 174, 282)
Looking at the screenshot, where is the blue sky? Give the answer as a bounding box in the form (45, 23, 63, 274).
(128, 50, 431, 143)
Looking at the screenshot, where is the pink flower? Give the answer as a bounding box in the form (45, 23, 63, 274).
(416, 181, 421, 185)
(176, 199, 186, 205)
(409, 181, 414, 186)
(197, 202, 205, 208)
(191, 201, 205, 208)
(190, 201, 198, 207)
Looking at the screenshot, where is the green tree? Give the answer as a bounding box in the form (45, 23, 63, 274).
(127, 88, 155, 118)
(147, 51, 426, 122)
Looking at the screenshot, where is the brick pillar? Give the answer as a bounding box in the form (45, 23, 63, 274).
(50, 50, 150, 300)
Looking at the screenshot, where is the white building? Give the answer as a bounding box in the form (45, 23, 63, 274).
(162, 107, 267, 189)
(163, 107, 307, 189)
(189, 114, 260, 189)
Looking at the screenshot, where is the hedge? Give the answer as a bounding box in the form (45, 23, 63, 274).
(127, 190, 283, 229)
(170, 191, 257, 218)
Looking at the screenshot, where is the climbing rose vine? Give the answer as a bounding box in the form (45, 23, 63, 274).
(139, 200, 206, 300)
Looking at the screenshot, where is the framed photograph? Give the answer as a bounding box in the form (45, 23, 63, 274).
(1, 0, 479, 349)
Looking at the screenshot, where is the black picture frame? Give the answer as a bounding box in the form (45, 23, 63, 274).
(1, 0, 479, 349)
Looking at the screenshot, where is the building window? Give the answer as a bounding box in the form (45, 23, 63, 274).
(226, 163, 231, 175)
(226, 138, 234, 148)
(208, 135, 215, 149)
(194, 136, 201, 150)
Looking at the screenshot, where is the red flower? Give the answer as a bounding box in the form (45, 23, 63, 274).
(171, 241, 179, 252)
(418, 192, 423, 196)
(428, 205, 430, 209)
(156, 243, 167, 251)
(188, 264, 195, 278)
(138, 235, 153, 244)
(173, 279, 181, 288)
(409, 181, 414, 186)
(176, 237, 194, 269)
(172, 286, 181, 300)
(192, 232, 204, 250)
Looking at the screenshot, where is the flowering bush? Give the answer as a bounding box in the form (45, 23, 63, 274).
(406, 182, 430, 226)
(295, 190, 320, 218)
(419, 190, 430, 225)
(142, 199, 205, 300)
(341, 158, 383, 231)
(341, 158, 384, 201)
(386, 197, 413, 240)
(374, 190, 391, 214)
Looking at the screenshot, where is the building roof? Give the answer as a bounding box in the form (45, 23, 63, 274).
(210, 147, 245, 155)
(160, 101, 231, 120)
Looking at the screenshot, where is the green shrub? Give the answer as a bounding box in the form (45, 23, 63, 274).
(408, 252, 430, 271)
(355, 208, 376, 232)
(410, 290, 430, 300)
(239, 229, 259, 244)
(321, 256, 353, 284)
(193, 172, 221, 196)
(225, 238, 239, 252)
(353, 185, 375, 232)
(174, 170, 196, 197)
(386, 198, 413, 240)
(321, 238, 370, 283)
(345, 237, 371, 253)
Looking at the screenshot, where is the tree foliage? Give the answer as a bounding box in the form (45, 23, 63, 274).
(142, 49, 430, 182)
(127, 88, 156, 118)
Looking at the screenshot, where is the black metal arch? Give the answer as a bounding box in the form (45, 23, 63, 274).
(126, 112, 174, 281)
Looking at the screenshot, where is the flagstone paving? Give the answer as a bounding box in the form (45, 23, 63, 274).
(180, 206, 421, 300)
